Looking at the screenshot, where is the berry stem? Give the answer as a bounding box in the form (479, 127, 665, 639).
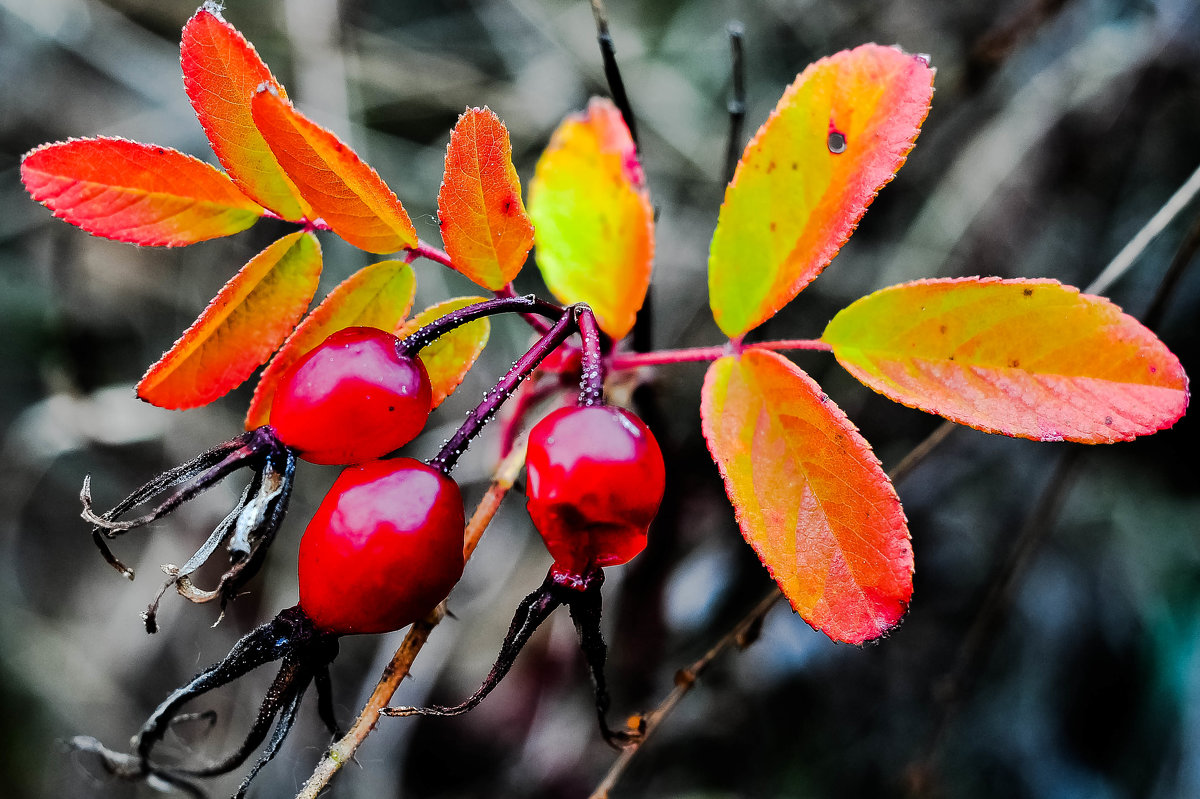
(429, 308, 577, 474)
(396, 295, 563, 358)
(606, 338, 832, 370)
(494, 283, 556, 335)
(296, 443, 527, 799)
(408, 243, 554, 336)
(575, 306, 606, 406)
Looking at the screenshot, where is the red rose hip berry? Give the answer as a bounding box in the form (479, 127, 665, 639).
(299, 458, 465, 635)
(270, 327, 432, 465)
(526, 406, 665, 584)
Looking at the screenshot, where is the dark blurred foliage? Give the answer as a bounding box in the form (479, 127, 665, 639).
(2, 0, 1199, 797)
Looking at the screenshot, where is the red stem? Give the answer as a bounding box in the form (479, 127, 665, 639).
(606, 338, 830, 370)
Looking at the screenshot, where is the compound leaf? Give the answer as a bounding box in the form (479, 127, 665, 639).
(181, 5, 310, 221)
(438, 107, 533, 290)
(20, 138, 263, 246)
(528, 97, 654, 340)
(822, 277, 1189, 442)
(701, 348, 912, 644)
(138, 231, 322, 410)
(709, 44, 935, 339)
(252, 87, 417, 254)
(245, 259, 417, 429)
(398, 296, 491, 410)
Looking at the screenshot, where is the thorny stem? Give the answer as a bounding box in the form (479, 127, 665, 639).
(430, 308, 577, 474)
(494, 282, 556, 336)
(723, 22, 747, 186)
(408, 243, 555, 336)
(294, 440, 528, 799)
(576, 306, 606, 406)
(396, 295, 563, 357)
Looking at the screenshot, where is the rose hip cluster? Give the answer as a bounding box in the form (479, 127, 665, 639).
(75, 296, 665, 795)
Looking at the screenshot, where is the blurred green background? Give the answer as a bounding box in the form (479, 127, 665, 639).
(2, 0, 1199, 797)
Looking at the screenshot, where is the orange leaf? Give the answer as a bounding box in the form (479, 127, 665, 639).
(709, 45, 934, 339)
(245, 259, 417, 429)
(252, 87, 417, 254)
(528, 98, 654, 339)
(398, 297, 491, 410)
(438, 108, 534, 290)
(138, 232, 322, 410)
(181, 5, 310, 221)
(20, 138, 262, 246)
(821, 277, 1190, 442)
(701, 348, 912, 644)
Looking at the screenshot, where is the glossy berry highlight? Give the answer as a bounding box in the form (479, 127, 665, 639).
(299, 458, 465, 635)
(270, 326, 432, 465)
(526, 405, 665, 584)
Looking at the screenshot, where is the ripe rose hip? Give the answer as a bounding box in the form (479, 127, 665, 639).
(269, 326, 432, 465)
(526, 405, 665, 584)
(299, 458, 465, 635)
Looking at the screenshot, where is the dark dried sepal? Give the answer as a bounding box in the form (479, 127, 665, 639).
(381, 566, 637, 747)
(73, 606, 340, 797)
(79, 426, 295, 630)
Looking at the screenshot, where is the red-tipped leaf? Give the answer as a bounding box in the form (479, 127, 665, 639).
(528, 98, 654, 339)
(181, 5, 309, 220)
(252, 87, 418, 254)
(822, 277, 1189, 442)
(20, 138, 262, 246)
(701, 348, 912, 644)
(138, 231, 322, 409)
(709, 45, 935, 338)
(438, 108, 533, 290)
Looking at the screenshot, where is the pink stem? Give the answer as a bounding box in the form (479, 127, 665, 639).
(607, 338, 831, 370)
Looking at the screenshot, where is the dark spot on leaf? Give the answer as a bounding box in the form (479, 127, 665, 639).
(1023, 288, 1034, 297)
(1009, 359, 1020, 368)
(827, 130, 847, 154)
(388, 406, 396, 412)
(1104, 416, 1113, 425)
(502, 197, 514, 214)
(791, 162, 798, 170)
(948, 355, 955, 361)
(939, 325, 947, 335)
(1149, 365, 1158, 374)
(769, 222, 777, 232)
(767, 161, 776, 173)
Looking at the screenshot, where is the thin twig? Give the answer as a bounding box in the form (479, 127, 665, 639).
(905, 204, 1200, 798)
(588, 590, 783, 799)
(589, 0, 639, 150)
(903, 448, 1083, 798)
(1140, 205, 1200, 331)
(888, 420, 957, 486)
(586, 409, 976, 796)
(1087, 161, 1200, 295)
(722, 22, 746, 186)
(294, 440, 528, 799)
